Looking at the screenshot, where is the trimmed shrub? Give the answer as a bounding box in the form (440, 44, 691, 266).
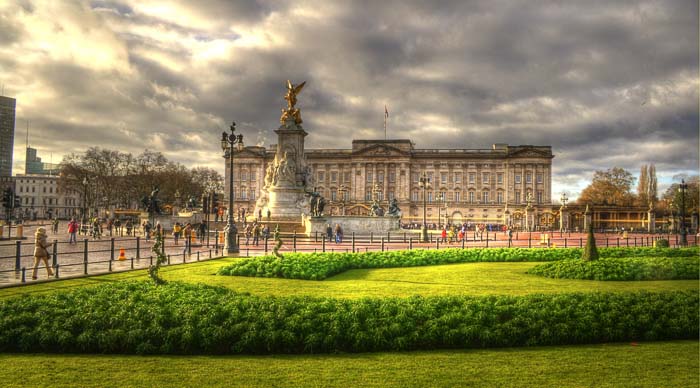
(581, 225, 599, 261)
(0, 281, 696, 355)
(527, 256, 700, 281)
(218, 247, 700, 281)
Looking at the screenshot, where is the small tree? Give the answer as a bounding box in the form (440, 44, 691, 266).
(581, 224, 599, 261)
(148, 233, 168, 285)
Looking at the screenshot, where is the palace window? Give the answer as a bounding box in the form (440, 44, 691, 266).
(389, 172, 395, 183)
(469, 191, 475, 203)
(344, 172, 351, 182)
(427, 172, 434, 182)
(454, 191, 460, 202)
(318, 171, 325, 182)
(378, 172, 384, 182)
(388, 191, 395, 200)
(343, 191, 349, 201)
(537, 173, 543, 184)
(412, 173, 419, 183)
(537, 191, 543, 204)
(515, 191, 521, 204)
(428, 192, 433, 203)
(241, 171, 248, 181)
(515, 174, 521, 184)
(483, 173, 489, 184)
(251, 171, 256, 181)
(365, 190, 372, 200)
(526, 173, 532, 184)
(497, 173, 503, 184)
(497, 191, 503, 204)
(441, 172, 447, 184)
(331, 172, 337, 183)
(469, 173, 475, 184)
(240, 189, 247, 200)
(250, 189, 256, 201)
(482, 191, 489, 204)
(331, 189, 337, 201)
(412, 191, 418, 201)
(454, 173, 461, 184)
(366, 172, 372, 183)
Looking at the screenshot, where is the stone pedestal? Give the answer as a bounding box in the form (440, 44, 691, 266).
(304, 215, 400, 236)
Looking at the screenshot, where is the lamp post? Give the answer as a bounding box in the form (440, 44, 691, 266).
(418, 172, 431, 242)
(339, 184, 348, 215)
(559, 193, 568, 232)
(437, 192, 445, 228)
(525, 192, 533, 232)
(174, 190, 181, 216)
(82, 177, 88, 224)
(679, 179, 688, 247)
(221, 121, 243, 255)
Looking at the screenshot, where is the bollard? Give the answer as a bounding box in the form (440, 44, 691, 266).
(293, 232, 297, 253)
(197, 251, 200, 261)
(634, 237, 637, 247)
(387, 232, 390, 243)
(381, 237, 385, 252)
(246, 248, 249, 257)
(265, 237, 269, 254)
(486, 236, 489, 248)
(322, 236, 326, 252)
(54, 264, 59, 278)
(370, 232, 374, 244)
(606, 238, 609, 247)
(168, 255, 171, 265)
(315, 231, 318, 243)
(352, 232, 356, 253)
(83, 239, 89, 274)
(403, 232, 407, 243)
(626, 238, 629, 247)
(21, 267, 26, 283)
(110, 238, 115, 261)
(579, 238, 583, 248)
(209, 249, 212, 258)
(528, 234, 532, 248)
(617, 238, 620, 247)
(136, 237, 141, 259)
(130, 257, 134, 269)
(462, 238, 465, 249)
(564, 238, 567, 248)
(409, 238, 413, 250)
(52, 240, 58, 268)
(150, 255, 153, 266)
(108, 259, 112, 272)
(15, 240, 21, 271)
(436, 239, 439, 250)
(183, 252, 186, 264)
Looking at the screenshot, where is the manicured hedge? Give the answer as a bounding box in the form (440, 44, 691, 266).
(0, 281, 696, 355)
(218, 247, 699, 281)
(527, 256, 699, 281)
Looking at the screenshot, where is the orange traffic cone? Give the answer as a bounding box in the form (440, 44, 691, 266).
(118, 247, 126, 261)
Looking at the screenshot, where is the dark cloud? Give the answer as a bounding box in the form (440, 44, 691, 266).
(1, 0, 697, 198)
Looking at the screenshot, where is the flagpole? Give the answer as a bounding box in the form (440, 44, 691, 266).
(384, 105, 388, 140)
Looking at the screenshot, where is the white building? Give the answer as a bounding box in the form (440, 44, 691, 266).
(14, 174, 82, 219)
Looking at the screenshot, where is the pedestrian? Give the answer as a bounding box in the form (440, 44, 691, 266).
(154, 221, 163, 239)
(448, 228, 455, 244)
(244, 224, 251, 245)
(67, 218, 78, 244)
(334, 224, 343, 244)
(32, 227, 53, 280)
(143, 221, 152, 241)
(107, 218, 114, 236)
(52, 217, 59, 234)
(183, 222, 192, 253)
(262, 224, 270, 241)
(114, 218, 122, 236)
(257, 208, 262, 221)
(125, 219, 133, 236)
(92, 219, 101, 240)
(266, 209, 271, 221)
(325, 223, 333, 241)
(198, 222, 206, 242)
(253, 223, 261, 246)
(441, 228, 447, 243)
(507, 228, 513, 246)
(173, 222, 182, 245)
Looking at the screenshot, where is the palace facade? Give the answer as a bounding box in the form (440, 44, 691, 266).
(230, 139, 560, 229)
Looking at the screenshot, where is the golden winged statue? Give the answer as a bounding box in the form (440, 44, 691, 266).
(280, 80, 306, 124)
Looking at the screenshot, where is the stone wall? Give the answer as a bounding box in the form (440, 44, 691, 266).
(305, 215, 400, 236)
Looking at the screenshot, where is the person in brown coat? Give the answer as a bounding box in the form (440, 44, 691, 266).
(32, 227, 53, 280)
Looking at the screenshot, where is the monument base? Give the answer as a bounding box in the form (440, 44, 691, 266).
(304, 215, 400, 236)
(265, 186, 307, 219)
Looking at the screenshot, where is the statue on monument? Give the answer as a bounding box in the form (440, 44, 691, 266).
(387, 198, 401, 217)
(369, 200, 384, 217)
(280, 80, 306, 125)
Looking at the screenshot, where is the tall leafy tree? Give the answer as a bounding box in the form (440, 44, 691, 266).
(661, 175, 699, 215)
(578, 167, 636, 206)
(637, 165, 649, 205)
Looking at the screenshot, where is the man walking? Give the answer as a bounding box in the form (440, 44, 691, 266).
(67, 218, 78, 244)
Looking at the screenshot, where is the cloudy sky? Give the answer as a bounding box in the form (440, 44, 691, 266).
(0, 0, 697, 199)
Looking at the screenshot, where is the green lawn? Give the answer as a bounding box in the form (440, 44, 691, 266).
(1, 256, 697, 300)
(1, 341, 697, 388)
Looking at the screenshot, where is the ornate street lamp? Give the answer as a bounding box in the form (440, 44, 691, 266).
(82, 177, 88, 224)
(679, 179, 688, 246)
(418, 172, 431, 242)
(437, 192, 446, 228)
(525, 192, 533, 232)
(559, 192, 568, 232)
(221, 121, 244, 255)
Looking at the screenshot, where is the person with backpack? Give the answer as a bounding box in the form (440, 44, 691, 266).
(67, 218, 78, 244)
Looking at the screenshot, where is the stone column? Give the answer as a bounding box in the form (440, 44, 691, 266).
(647, 203, 655, 233)
(584, 205, 592, 230)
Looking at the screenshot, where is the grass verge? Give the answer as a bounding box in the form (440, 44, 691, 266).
(0, 341, 697, 388)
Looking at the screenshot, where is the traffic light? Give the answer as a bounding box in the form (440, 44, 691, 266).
(13, 194, 21, 209)
(212, 193, 219, 207)
(2, 188, 11, 209)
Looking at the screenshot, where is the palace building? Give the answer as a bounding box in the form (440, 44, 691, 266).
(230, 139, 557, 229)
